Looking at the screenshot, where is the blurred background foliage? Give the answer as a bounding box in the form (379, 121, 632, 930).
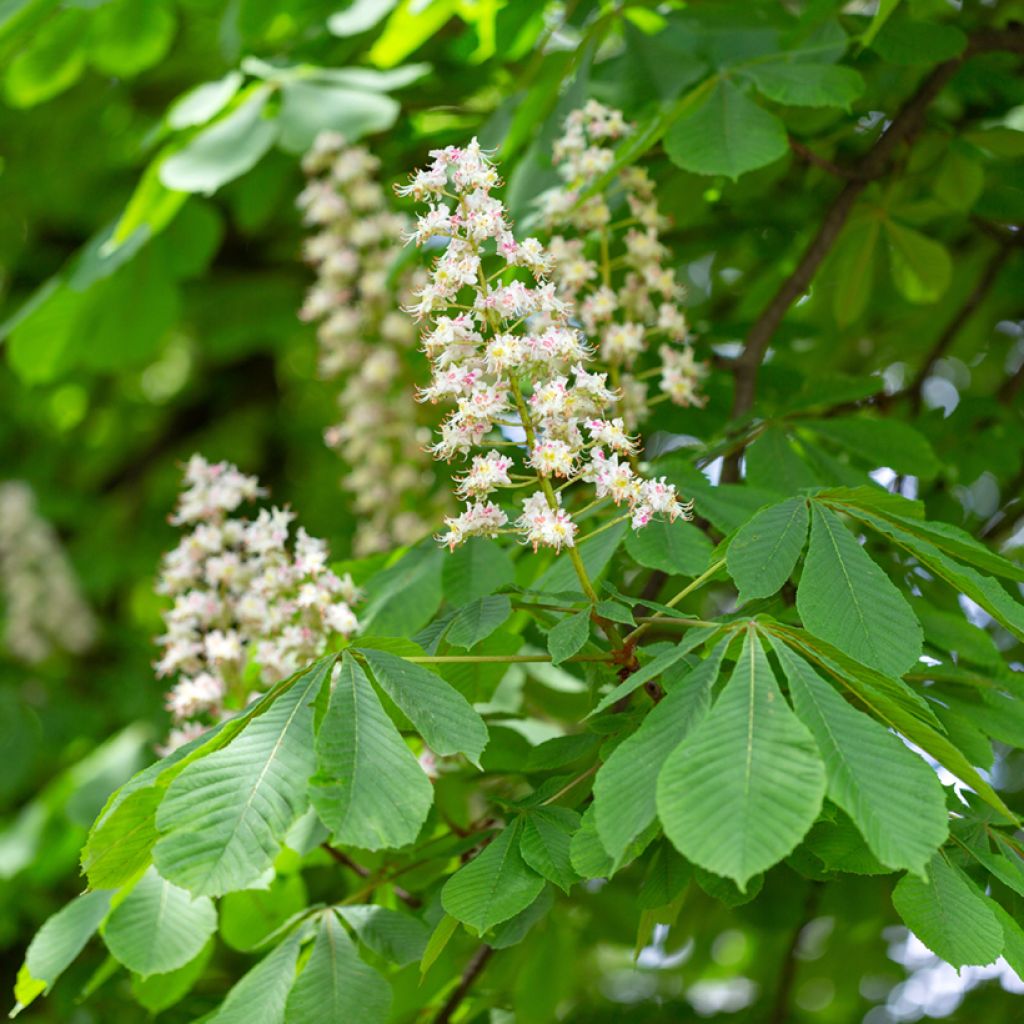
(1, 0, 1023, 1020)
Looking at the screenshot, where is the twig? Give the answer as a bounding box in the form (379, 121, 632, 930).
(788, 137, 861, 180)
(321, 844, 422, 909)
(432, 944, 495, 1024)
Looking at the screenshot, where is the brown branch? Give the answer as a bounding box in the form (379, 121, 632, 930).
(322, 843, 423, 909)
(726, 27, 1024, 443)
(907, 242, 1010, 413)
(432, 944, 495, 1024)
(766, 882, 822, 1024)
(788, 137, 861, 181)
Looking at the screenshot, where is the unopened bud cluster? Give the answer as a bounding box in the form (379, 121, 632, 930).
(298, 131, 442, 555)
(397, 140, 692, 552)
(155, 455, 359, 752)
(539, 101, 708, 427)
(0, 482, 95, 664)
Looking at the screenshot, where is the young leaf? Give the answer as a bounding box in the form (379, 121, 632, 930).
(547, 609, 591, 665)
(420, 914, 458, 978)
(311, 654, 433, 851)
(774, 642, 947, 875)
(892, 854, 1004, 968)
(884, 220, 952, 304)
(284, 912, 391, 1024)
(442, 821, 545, 933)
(153, 657, 333, 895)
(726, 497, 809, 602)
(445, 594, 512, 649)
(208, 933, 301, 1024)
(519, 806, 581, 894)
(594, 641, 727, 862)
(360, 649, 488, 765)
(103, 867, 217, 977)
(797, 503, 922, 676)
(657, 628, 825, 889)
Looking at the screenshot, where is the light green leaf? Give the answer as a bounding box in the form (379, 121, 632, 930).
(803, 417, 940, 479)
(87, 0, 176, 77)
(442, 821, 545, 933)
(103, 867, 217, 977)
(310, 654, 433, 851)
(797, 503, 922, 676)
(547, 610, 591, 666)
(727, 497, 809, 602)
(860, 0, 901, 47)
(220, 874, 307, 952)
(775, 642, 947, 875)
(665, 78, 788, 180)
(210, 934, 300, 1024)
(892, 854, 1003, 968)
(360, 649, 488, 764)
(446, 595, 512, 649)
(519, 807, 581, 894)
(420, 913, 458, 977)
(277, 82, 399, 155)
(884, 220, 952, 304)
(81, 785, 163, 889)
(745, 62, 863, 108)
(4, 10, 85, 107)
(336, 905, 429, 967)
(594, 642, 727, 862)
(284, 912, 391, 1024)
(625, 519, 714, 577)
(368, 0, 457, 68)
(442, 537, 515, 604)
(12, 890, 112, 1013)
(154, 657, 333, 896)
(657, 629, 825, 889)
(161, 86, 280, 195)
(328, 0, 399, 36)
(130, 937, 214, 1014)
(168, 71, 244, 129)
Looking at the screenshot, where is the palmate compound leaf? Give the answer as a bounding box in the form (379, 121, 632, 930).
(153, 657, 334, 897)
(796, 503, 922, 676)
(772, 641, 948, 875)
(284, 912, 391, 1024)
(310, 654, 433, 851)
(593, 640, 729, 863)
(441, 819, 545, 934)
(360, 648, 488, 765)
(656, 627, 825, 890)
(892, 853, 1004, 968)
(726, 496, 809, 602)
(12, 889, 113, 1014)
(208, 932, 301, 1024)
(102, 866, 217, 977)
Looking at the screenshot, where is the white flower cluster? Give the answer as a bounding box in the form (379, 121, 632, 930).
(539, 101, 709, 426)
(155, 455, 359, 752)
(0, 482, 96, 664)
(397, 140, 692, 553)
(298, 131, 441, 555)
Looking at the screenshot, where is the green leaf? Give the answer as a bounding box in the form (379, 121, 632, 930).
(168, 71, 245, 130)
(831, 217, 880, 327)
(161, 86, 280, 195)
(594, 642, 727, 862)
(361, 649, 488, 765)
(625, 519, 714, 577)
(519, 807, 581, 894)
(154, 657, 333, 896)
(534, 519, 627, 593)
(328, 0, 399, 36)
(278, 82, 399, 155)
(589, 627, 719, 717)
(657, 628, 825, 889)
(727, 497, 809, 602)
(102, 866, 217, 977)
(420, 914, 458, 977)
(860, 0, 901, 47)
(4, 10, 85, 107)
(442, 821, 545, 934)
(310, 654, 433, 851)
(130, 937, 214, 1013)
(569, 807, 657, 879)
(442, 537, 515, 604)
(81, 785, 164, 889)
(220, 874, 308, 952)
(892, 854, 1003, 968)
(774, 642, 947, 875)
(872, 17, 966, 66)
(360, 543, 443, 637)
(803, 418, 941, 479)
(745, 426, 819, 494)
(87, 0, 176, 77)
(445, 595, 512, 649)
(933, 146, 984, 212)
(547, 610, 591, 666)
(884, 220, 952, 304)
(209, 934, 301, 1024)
(664, 78, 788, 180)
(336, 905, 429, 967)
(744, 62, 864, 108)
(797, 503, 922, 676)
(13, 890, 112, 1012)
(284, 912, 391, 1024)
(637, 841, 692, 910)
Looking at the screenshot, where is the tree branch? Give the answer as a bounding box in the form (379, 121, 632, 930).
(767, 882, 822, 1024)
(432, 944, 495, 1024)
